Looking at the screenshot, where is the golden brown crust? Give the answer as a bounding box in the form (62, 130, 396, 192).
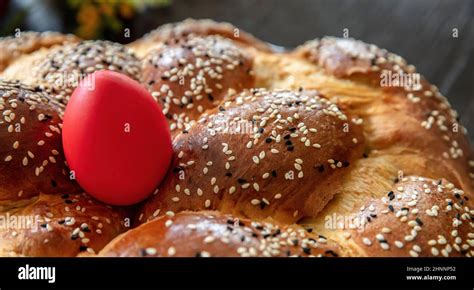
(99, 211, 340, 257)
(0, 31, 79, 72)
(291, 37, 473, 193)
(346, 176, 473, 257)
(139, 89, 364, 224)
(0, 192, 128, 257)
(0, 80, 80, 209)
(141, 35, 255, 136)
(2, 40, 141, 106)
(128, 18, 272, 57)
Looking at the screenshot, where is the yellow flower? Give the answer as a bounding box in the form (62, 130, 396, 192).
(77, 4, 99, 24)
(76, 4, 101, 39)
(100, 3, 115, 17)
(119, 3, 134, 19)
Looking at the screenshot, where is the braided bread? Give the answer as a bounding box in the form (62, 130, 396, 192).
(0, 19, 472, 257)
(99, 211, 340, 257)
(0, 31, 79, 72)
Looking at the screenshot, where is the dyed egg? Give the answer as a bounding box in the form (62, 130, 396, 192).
(62, 70, 172, 205)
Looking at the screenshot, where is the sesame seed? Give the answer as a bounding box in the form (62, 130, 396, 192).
(251, 199, 260, 205)
(363, 237, 372, 246)
(145, 247, 157, 255)
(409, 250, 419, 257)
(168, 247, 176, 256)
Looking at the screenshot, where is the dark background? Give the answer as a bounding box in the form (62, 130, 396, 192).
(1, 0, 473, 143)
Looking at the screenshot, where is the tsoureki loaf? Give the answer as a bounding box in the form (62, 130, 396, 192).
(0, 18, 472, 257)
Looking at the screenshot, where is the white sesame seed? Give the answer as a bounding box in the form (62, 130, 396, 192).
(362, 237, 372, 246)
(145, 247, 157, 255)
(251, 199, 261, 205)
(168, 247, 176, 256)
(409, 250, 419, 257)
(394, 241, 404, 248)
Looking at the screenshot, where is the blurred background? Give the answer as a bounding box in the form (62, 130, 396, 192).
(0, 0, 473, 143)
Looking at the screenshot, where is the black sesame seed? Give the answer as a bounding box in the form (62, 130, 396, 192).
(140, 249, 147, 257)
(265, 137, 272, 143)
(325, 250, 338, 257)
(415, 218, 423, 226)
(237, 178, 247, 184)
(79, 246, 87, 252)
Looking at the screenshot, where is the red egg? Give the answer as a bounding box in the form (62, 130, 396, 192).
(62, 70, 172, 205)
